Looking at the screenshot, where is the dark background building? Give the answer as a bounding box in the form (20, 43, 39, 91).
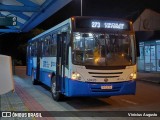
(133, 9, 160, 72)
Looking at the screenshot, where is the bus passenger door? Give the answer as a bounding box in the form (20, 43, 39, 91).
(36, 41, 42, 81)
(56, 32, 67, 93)
(26, 45, 32, 76)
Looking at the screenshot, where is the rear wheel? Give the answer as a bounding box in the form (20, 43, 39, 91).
(51, 76, 63, 101)
(31, 69, 39, 85)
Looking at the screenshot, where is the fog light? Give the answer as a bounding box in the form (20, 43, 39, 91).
(129, 73, 137, 79)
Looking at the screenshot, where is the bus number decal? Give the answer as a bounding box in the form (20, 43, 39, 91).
(92, 22, 100, 28)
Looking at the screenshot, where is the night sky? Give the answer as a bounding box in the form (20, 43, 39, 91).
(38, 0, 160, 30)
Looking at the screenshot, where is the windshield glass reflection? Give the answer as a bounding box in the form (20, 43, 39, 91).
(73, 32, 135, 66)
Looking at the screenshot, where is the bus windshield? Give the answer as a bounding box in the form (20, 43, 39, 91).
(73, 32, 136, 66)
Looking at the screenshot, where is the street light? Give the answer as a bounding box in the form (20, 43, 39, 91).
(81, 0, 82, 16)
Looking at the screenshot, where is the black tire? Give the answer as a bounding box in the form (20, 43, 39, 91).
(51, 76, 63, 101)
(31, 69, 39, 85)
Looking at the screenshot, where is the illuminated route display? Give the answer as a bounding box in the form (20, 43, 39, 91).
(74, 17, 131, 30)
(91, 21, 124, 29)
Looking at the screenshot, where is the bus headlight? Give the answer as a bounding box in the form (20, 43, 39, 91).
(129, 73, 137, 80)
(71, 72, 81, 80)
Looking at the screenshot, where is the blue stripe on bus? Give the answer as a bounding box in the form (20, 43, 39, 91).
(32, 69, 136, 97)
(65, 79, 136, 97)
(38, 69, 56, 87)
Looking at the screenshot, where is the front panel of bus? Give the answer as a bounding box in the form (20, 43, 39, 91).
(66, 17, 137, 97)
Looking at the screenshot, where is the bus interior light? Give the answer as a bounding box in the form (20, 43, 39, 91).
(71, 17, 75, 21)
(94, 57, 100, 64)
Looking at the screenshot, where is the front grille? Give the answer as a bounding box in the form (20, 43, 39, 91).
(85, 65, 126, 70)
(92, 76, 119, 78)
(88, 72, 123, 78)
(88, 72, 123, 74)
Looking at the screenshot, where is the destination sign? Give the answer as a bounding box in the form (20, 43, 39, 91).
(91, 21, 125, 29)
(75, 17, 130, 30)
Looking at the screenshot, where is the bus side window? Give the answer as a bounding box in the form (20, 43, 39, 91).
(31, 42, 37, 57)
(39, 41, 43, 57)
(27, 44, 32, 57)
(42, 35, 49, 57)
(65, 33, 70, 66)
(49, 34, 57, 57)
(31, 43, 34, 56)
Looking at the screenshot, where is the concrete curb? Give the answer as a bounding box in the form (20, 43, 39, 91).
(137, 72, 160, 84)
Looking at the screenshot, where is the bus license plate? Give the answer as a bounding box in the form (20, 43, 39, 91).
(101, 85, 112, 89)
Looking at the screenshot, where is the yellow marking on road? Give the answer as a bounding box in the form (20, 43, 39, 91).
(121, 99, 137, 105)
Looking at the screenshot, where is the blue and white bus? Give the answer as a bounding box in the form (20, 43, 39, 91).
(27, 16, 137, 101)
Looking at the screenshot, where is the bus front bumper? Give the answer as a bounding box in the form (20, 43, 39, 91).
(66, 79, 136, 97)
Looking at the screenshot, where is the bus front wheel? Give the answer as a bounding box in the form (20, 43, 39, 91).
(51, 76, 63, 101)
